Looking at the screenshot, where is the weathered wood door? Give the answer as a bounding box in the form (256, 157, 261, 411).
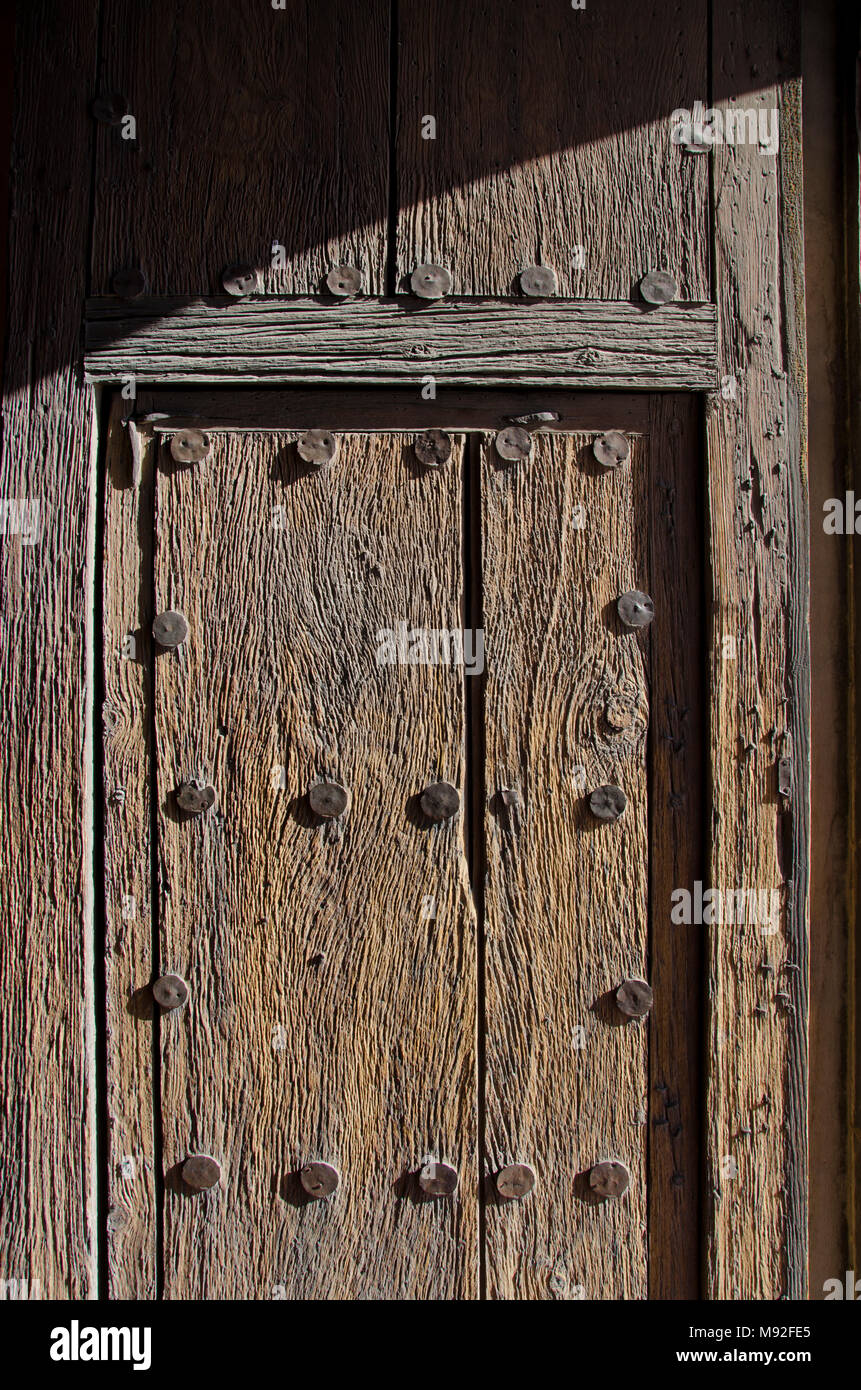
(103, 389, 702, 1300)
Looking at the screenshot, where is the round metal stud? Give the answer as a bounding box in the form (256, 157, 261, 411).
(592, 430, 631, 469)
(418, 1161, 458, 1196)
(589, 1159, 630, 1199)
(152, 609, 189, 649)
(221, 263, 261, 297)
(410, 263, 452, 299)
(91, 92, 127, 125)
(182, 1155, 221, 1191)
(617, 590, 655, 629)
(420, 781, 460, 821)
(413, 429, 452, 468)
(111, 267, 147, 300)
(176, 782, 217, 816)
(169, 429, 211, 465)
(639, 270, 678, 305)
(308, 781, 350, 819)
(495, 426, 532, 462)
(297, 429, 339, 466)
(300, 1161, 340, 1199)
(519, 265, 558, 297)
(589, 784, 627, 822)
(495, 1163, 536, 1200)
(326, 264, 363, 297)
(615, 978, 654, 1018)
(152, 974, 189, 1011)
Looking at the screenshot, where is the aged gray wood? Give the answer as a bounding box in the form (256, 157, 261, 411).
(705, 0, 809, 1299)
(84, 298, 719, 389)
(0, 0, 98, 1298)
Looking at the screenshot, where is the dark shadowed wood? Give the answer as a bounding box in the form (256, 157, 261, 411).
(92, 0, 389, 296)
(646, 394, 703, 1299)
(396, 0, 710, 299)
(102, 398, 157, 1297)
(0, 0, 98, 1299)
(85, 298, 719, 388)
(482, 430, 650, 1300)
(136, 387, 652, 435)
(153, 430, 476, 1298)
(706, 0, 809, 1299)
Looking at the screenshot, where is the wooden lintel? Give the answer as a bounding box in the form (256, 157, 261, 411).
(84, 297, 719, 390)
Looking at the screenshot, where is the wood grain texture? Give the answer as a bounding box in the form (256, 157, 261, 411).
(481, 431, 650, 1300)
(706, 0, 809, 1299)
(84, 298, 719, 389)
(153, 431, 476, 1298)
(102, 399, 157, 1298)
(92, 0, 389, 296)
(646, 395, 704, 1298)
(0, 0, 98, 1299)
(396, 0, 710, 298)
(136, 388, 652, 436)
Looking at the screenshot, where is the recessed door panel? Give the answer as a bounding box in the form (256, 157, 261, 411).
(152, 430, 476, 1299)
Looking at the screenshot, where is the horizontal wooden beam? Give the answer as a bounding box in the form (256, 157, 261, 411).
(85, 297, 719, 390)
(135, 387, 653, 434)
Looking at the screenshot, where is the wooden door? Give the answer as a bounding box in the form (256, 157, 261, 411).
(103, 390, 702, 1300)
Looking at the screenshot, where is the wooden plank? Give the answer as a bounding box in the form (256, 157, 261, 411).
(800, 0, 854, 1293)
(154, 431, 477, 1299)
(396, 0, 710, 299)
(136, 388, 652, 435)
(481, 430, 650, 1301)
(0, 0, 98, 1299)
(92, 0, 389, 296)
(102, 398, 157, 1298)
(85, 298, 719, 389)
(646, 395, 704, 1298)
(706, 0, 809, 1299)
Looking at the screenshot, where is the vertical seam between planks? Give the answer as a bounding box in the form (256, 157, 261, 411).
(89, 2, 106, 1298)
(83, 384, 101, 1297)
(92, 386, 111, 1299)
(149, 436, 165, 1299)
(385, 0, 399, 296)
(463, 432, 487, 1300)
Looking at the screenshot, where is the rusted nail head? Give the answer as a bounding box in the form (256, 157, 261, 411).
(308, 781, 350, 819)
(300, 1161, 339, 1199)
(297, 429, 339, 466)
(519, 264, 558, 297)
(326, 264, 363, 297)
(589, 784, 627, 822)
(617, 590, 655, 629)
(495, 1163, 536, 1200)
(639, 270, 678, 305)
(420, 781, 461, 821)
(414, 429, 452, 468)
(615, 978, 654, 1018)
(593, 430, 631, 469)
(152, 973, 189, 1011)
(410, 263, 452, 299)
(170, 428, 212, 465)
(152, 609, 189, 648)
(418, 1161, 459, 1196)
(183, 1154, 221, 1191)
(495, 426, 532, 462)
(589, 1159, 630, 1199)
